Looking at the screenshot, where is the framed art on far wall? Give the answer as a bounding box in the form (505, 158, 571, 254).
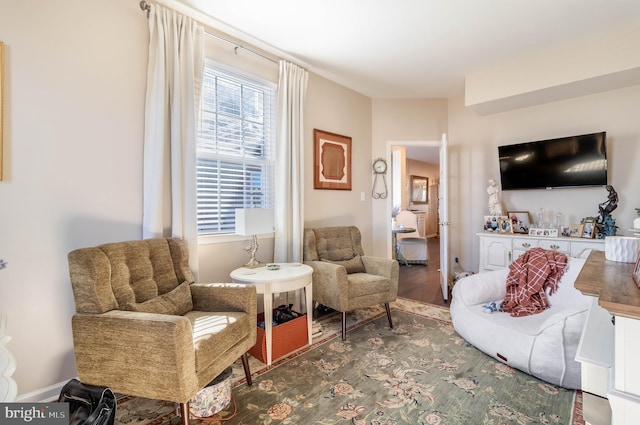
(410, 175, 428, 204)
(313, 129, 352, 190)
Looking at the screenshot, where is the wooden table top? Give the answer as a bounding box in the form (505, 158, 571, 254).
(575, 250, 640, 319)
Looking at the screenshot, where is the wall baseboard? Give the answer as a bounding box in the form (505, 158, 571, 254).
(15, 378, 75, 402)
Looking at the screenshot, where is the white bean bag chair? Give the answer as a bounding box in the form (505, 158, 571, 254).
(450, 257, 591, 389)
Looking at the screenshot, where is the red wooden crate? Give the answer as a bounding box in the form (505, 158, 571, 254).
(249, 311, 308, 363)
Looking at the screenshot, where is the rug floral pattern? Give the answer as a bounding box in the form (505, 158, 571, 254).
(115, 298, 582, 425)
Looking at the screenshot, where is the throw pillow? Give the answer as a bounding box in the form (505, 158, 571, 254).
(125, 281, 193, 316)
(322, 255, 366, 274)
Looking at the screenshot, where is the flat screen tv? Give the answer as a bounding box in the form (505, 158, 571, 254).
(498, 131, 607, 190)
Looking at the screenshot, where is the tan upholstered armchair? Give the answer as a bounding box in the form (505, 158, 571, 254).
(303, 226, 399, 340)
(67, 238, 256, 425)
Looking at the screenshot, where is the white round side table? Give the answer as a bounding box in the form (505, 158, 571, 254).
(230, 263, 313, 365)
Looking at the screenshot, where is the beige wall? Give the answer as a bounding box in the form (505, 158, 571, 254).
(303, 73, 374, 249)
(370, 99, 448, 258)
(449, 85, 640, 272)
(0, 0, 148, 396)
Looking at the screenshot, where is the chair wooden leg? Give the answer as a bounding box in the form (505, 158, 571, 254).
(385, 303, 394, 329)
(179, 402, 190, 425)
(241, 352, 252, 386)
(342, 311, 347, 340)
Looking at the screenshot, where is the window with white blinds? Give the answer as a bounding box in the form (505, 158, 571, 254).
(196, 60, 276, 235)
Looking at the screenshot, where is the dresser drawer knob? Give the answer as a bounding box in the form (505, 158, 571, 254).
(522, 243, 530, 248)
(550, 244, 559, 250)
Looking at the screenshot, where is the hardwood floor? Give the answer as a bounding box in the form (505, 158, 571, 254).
(397, 237, 449, 308)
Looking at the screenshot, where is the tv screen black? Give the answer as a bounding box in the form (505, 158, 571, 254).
(498, 132, 607, 190)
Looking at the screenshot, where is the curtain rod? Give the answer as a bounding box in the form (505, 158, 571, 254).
(139, 1, 278, 65)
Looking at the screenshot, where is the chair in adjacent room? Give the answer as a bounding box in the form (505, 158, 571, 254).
(67, 237, 257, 425)
(303, 226, 399, 340)
(394, 210, 429, 265)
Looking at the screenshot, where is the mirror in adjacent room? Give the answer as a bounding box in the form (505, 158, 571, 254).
(410, 175, 428, 204)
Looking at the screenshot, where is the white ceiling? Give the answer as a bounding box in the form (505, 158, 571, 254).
(405, 146, 439, 165)
(174, 0, 640, 99)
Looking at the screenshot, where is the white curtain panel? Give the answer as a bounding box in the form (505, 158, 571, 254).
(142, 4, 203, 275)
(274, 61, 309, 263)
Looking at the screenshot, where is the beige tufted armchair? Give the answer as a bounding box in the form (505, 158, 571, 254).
(303, 226, 399, 340)
(67, 238, 256, 425)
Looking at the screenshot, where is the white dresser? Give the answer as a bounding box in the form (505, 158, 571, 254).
(477, 232, 604, 272)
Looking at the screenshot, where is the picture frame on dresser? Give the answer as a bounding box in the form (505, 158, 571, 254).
(569, 224, 583, 238)
(582, 220, 596, 239)
(633, 252, 640, 288)
(483, 215, 502, 232)
(498, 217, 513, 234)
(507, 211, 531, 234)
(528, 227, 558, 237)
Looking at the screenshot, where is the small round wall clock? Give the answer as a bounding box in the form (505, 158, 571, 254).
(371, 158, 388, 199)
(373, 158, 387, 174)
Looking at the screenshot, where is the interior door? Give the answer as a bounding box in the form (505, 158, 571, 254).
(439, 134, 450, 302)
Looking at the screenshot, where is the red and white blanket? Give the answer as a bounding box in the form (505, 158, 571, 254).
(501, 247, 568, 317)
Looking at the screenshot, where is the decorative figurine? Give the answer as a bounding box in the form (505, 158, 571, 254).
(596, 185, 618, 238)
(487, 179, 505, 216)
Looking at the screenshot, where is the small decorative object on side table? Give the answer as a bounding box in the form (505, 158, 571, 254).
(235, 208, 274, 269)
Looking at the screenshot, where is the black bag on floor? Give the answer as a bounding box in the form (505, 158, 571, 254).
(58, 378, 116, 425)
(274, 304, 301, 324)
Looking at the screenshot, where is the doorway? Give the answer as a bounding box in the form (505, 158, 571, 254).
(388, 140, 448, 305)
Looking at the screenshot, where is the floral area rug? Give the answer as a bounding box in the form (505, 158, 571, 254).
(114, 298, 583, 425)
